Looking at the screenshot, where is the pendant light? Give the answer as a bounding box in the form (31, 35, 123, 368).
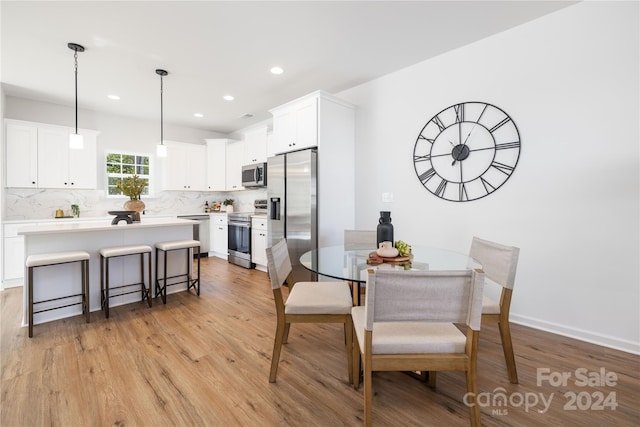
(68, 43, 85, 149)
(156, 69, 168, 157)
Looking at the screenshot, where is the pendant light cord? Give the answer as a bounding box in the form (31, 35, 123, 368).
(160, 73, 164, 144)
(74, 50, 79, 135)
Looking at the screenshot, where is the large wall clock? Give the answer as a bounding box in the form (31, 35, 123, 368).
(413, 101, 521, 202)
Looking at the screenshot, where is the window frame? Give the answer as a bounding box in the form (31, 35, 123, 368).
(105, 151, 152, 198)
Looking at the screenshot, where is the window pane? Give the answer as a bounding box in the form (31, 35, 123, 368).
(108, 187, 121, 195)
(122, 154, 134, 165)
(106, 153, 121, 163)
(108, 177, 122, 186)
(107, 164, 121, 173)
(122, 165, 135, 174)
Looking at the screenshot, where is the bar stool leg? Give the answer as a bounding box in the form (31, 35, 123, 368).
(146, 252, 152, 308)
(84, 259, 90, 323)
(162, 249, 168, 304)
(28, 266, 34, 338)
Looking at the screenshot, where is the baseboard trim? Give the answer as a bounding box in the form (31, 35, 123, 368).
(510, 313, 640, 355)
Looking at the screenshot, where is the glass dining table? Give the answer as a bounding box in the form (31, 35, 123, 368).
(300, 244, 481, 285)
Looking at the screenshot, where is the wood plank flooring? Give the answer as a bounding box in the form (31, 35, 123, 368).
(1, 257, 638, 426)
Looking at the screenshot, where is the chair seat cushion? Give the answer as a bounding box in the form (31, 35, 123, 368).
(156, 240, 200, 251)
(26, 251, 90, 267)
(352, 306, 466, 354)
(482, 295, 500, 314)
(100, 244, 152, 258)
(285, 281, 353, 315)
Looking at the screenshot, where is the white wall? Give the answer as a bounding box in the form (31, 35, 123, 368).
(339, 2, 639, 353)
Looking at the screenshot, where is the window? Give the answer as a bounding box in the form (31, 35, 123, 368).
(106, 153, 150, 196)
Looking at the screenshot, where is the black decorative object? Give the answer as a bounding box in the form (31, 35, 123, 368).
(377, 211, 394, 246)
(108, 211, 136, 225)
(413, 101, 521, 202)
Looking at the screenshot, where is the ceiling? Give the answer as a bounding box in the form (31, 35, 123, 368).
(1, 1, 576, 134)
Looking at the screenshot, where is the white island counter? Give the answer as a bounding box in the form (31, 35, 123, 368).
(19, 218, 195, 326)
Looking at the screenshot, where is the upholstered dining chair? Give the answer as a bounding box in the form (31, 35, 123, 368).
(265, 238, 354, 383)
(352, 269, 485, 427)
(470, 236, 520, 384)
(344, 230, 376, 305)
(344, 229, 377, 250)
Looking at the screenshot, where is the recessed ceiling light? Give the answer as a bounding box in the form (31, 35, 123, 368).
(223, 95, 235, 101)
(270, 66, 284, 75)
(107, 94, 120, 100)
(193, 113, 204, 118)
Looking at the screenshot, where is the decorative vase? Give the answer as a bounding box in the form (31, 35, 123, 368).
(377, 241, 399, 258)
(377, 211, 394, 246)
(124, 199, 145, 222)
(225, 205, 234, 213)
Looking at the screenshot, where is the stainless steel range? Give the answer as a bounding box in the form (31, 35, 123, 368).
(227, 200, 267, 269)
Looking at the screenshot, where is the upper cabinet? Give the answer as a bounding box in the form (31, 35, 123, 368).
(270, 95, 318, 155)
(161, 141, 207, 191)
(5, 120, 98, 189)
(242, 126, 268, 164)
(225, 139, 245, 191)
(206, 139, 229, 192)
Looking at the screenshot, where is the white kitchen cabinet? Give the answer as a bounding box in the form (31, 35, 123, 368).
(251, 216, 268, 271)
(205, 139, 229, 191)
(5, 120, 98, 189)
(225, 139, 244, 191)
(243, 126, 268, 164)
(5, 122, 38, 188)
(2, 224, 25, 285)
(270, 95, 318, 154)
(162, 141, 207, 191)
(211, 213, 228, 259)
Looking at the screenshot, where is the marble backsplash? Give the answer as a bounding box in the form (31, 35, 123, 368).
(3, 188, 267, 220)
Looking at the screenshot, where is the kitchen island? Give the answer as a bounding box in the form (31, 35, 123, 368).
(18, 218, 195, 326)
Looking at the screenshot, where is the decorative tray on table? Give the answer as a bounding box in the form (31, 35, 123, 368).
(367, 251, 413, 265)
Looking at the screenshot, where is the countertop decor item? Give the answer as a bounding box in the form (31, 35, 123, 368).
(108, 210, 136, 225)
(413, 101, 521, 202)
(376, 241, 398, 258)
(116, 175, 147, 221)
(71, 204, 80, 218)
(223, 199, 234, 213)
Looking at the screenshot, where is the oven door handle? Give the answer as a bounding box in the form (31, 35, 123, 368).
(228, 221, 251, 228)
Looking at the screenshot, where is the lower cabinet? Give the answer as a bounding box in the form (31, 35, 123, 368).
(2, 224, 25, 286)
(211, 214, 228, 259)
(251, 217, 268, 271)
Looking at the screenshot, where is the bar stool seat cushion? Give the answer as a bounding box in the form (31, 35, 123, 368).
(100, 244, 152, 258)
(26, 251, 90, 268)
(155, 240, 200, 251)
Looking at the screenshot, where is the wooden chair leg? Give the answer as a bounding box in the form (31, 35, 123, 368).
(364, 357, 373, 427)
(498, 320, 519, 384)
(269, 318, 286, 383)
(283, 322, 291, 344)
(427, 371, 437, 389)
(466, 368, 481, 427)
(345, 316, 353, 385)
(353, 339, 361, 389)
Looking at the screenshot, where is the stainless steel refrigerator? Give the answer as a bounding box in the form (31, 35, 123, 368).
(267, 149, 317, 282)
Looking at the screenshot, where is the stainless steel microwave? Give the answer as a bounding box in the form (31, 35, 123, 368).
(241, 162, 267, 187)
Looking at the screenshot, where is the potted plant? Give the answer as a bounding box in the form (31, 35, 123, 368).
(223, 198, 234, 213)
(116, 175, 148, 214)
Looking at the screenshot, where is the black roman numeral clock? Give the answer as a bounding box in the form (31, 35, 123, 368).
(413, 102, 521, 202)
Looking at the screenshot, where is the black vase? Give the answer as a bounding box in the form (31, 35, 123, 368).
(377, 211, 394, 246)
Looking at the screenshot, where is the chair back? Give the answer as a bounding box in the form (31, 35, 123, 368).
(469, 237, 519, 290)
(365, 269, 485, 331)
(265, 239, 292, 290)
(344, 230, 377, 250)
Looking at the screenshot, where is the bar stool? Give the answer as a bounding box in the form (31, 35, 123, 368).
(99, 244, 153, 318)
(155, 239, 200, 304)
(26, 250, 90, 338)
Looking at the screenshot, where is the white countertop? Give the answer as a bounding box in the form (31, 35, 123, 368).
(18, 218, 194, 235)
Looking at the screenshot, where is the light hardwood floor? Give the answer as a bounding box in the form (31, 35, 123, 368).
(1, 257, 638, 426)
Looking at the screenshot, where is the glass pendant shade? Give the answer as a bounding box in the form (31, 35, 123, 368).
(157, 143, 167, 157)
(69, 133, 83, 149)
